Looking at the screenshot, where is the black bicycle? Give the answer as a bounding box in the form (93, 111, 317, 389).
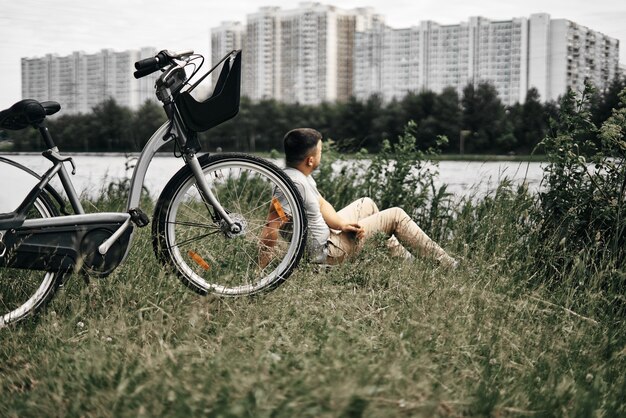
(0, 49, 307, 327)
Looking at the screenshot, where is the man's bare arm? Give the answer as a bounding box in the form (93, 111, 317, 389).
(319, 196, 364, 239)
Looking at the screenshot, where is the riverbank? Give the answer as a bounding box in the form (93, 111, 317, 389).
(1, 154, 545, 206)
(0, 150, 547, 163)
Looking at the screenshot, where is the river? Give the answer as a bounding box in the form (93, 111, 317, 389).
(0, 153, 544, 213)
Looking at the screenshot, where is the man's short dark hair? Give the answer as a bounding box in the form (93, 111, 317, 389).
(283, 128, 322, 167)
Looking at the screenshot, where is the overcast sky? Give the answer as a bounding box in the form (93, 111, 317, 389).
(1, 0, 624, 110)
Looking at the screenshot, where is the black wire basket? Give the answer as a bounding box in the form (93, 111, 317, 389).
(176, 50, 241, 133)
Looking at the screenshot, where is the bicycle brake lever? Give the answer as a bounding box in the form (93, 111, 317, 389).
(68, 158, 76, 175)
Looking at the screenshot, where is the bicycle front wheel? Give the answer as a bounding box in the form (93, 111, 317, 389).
(153, 153, 307, 296)
(0, 193, 63, 328)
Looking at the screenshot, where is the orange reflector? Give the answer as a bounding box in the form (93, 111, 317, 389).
(272, 197, 288, 223)
(188, 250, 210, 270)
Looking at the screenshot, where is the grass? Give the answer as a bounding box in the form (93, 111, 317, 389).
(5, 88, 624, 416)
(1, 218, 624, 417)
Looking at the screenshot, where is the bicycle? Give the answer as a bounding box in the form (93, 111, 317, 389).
(0, 49, 307, 328)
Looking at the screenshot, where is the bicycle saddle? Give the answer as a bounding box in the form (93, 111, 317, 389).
(0, 99, 61, 130)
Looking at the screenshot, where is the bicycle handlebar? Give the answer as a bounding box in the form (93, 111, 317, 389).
(133, 51, 169, 79)
(134, 56, 160, 70)
(133, 50, 194, 79)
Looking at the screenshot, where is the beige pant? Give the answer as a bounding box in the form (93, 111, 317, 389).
(327, 198, 455, 266)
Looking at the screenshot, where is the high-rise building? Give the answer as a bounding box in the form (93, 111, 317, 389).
(355, 25, 421, 102)
(244, 7, 282, 101)
(528, 13, 620, 102)
(229, 3, 383, 104)
(21, 47, 158, 115)
(211, 21, 245, 87)
(355, 13, 619, 105)
(278, 3, 340, 104)
(331, 7, 384, 102)
(469, 17, 529, 105)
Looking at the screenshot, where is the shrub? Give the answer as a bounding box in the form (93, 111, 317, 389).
(316, 121, 452, 240)
(531, 84, 626, 299)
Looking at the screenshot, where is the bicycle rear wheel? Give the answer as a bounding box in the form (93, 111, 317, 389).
(153, 153, 307, 296)
(0, 193, 63, 328)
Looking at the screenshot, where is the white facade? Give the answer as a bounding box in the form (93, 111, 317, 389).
(356, 16, 532, 105)
(355, 25, 420, 102)
(356, 13, 619, 105)
(21, 48, 158, 114)
(529, 15, 620, 101)
(223, 3, 383, 104)
(211, 22, 244, 69)
(528, 13, 551, 101)
(243, 7, 281, 101)
(278, 3, 338, 104)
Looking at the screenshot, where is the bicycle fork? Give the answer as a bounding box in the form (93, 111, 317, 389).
(185, 153, 241, 235)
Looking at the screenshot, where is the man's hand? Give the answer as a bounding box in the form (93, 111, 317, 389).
(341, 223, 365, 240)
(319, 196, 365, 240)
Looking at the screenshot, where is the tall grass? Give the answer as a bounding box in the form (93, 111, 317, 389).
(1, 94, 626, 416)
(2, 224, 623, 416)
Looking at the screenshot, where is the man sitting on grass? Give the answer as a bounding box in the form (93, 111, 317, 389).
(261, 128, 458, 268)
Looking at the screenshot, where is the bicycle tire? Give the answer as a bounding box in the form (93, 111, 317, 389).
(0, 192, 63, 328)
(152, 153, 307, 296)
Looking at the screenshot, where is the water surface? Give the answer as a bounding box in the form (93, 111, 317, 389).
(0, 153, 544, 213)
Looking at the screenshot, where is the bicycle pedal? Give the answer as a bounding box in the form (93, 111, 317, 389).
(129, 208, 150, 227)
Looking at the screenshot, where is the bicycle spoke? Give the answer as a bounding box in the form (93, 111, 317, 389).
(169, 230, 222, 250)
(0, 195, 59, 326)
(157, 155, 305, 296)
(165, 220, 219, 229)
(181, 192, 215, 224)
(237, 198, 274, 219)
(192, 182, 217, 222)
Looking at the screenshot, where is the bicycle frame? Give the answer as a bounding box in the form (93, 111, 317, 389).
(0, 48, 308, 328)
(127, 113, 237, 229)
(0, 120, 234, 276)
(1, 49, 242, 277)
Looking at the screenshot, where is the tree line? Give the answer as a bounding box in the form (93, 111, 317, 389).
(4, 77, 625, 155)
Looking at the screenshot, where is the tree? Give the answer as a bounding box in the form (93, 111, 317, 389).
(592, 75, 626, 126)
(332, 95, 384, 151)
(90, 98, 133, 151)
(372, 97, 404, 145)
(461, 82, 508, 153)
(433, 87, 461, 153)
(132, 100, 167, 149)
(512, 88, 547, 153)
(48, 113, 93, 151)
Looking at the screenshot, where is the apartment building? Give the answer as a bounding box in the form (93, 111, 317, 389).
(469, 17, 529, 105)
(529, 13, 620, 102)
(211, 22, 244, 69)
(21, 48, 158, 114)
(230, 3, 383, 104)
(25, 7, 619, 111)
(355, 13, 619, 105)
(244, 7, 282, 101)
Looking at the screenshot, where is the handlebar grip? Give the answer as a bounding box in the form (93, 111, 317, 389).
(135, 57, 158, 70)
(133, 66, 159, 79)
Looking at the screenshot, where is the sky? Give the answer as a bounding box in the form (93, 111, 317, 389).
(1, 0, 625, 110)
